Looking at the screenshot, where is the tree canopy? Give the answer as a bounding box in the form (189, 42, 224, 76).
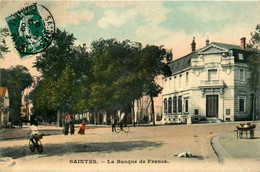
(31, 29, 172, 123)
(247, 24, 260, 92)
(31, 29, 93, 118)
(89, 39, 172, 121)
(248, 24, 260, 49)
(0, 66, 33, 123)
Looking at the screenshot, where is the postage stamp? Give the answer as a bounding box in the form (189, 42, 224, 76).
(5, 3, 55, 59)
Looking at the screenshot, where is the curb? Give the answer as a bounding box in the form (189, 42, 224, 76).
(211, 132, 233, 163)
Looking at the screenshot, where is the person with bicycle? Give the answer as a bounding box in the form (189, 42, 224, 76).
(28, 120, 43, 153)
(29, 120, 39, 146)
(111, 115, 118, 132)
(119, 112, 126, 131)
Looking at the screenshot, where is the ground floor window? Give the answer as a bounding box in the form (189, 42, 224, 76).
(168, 98, 172, 114)
(185, 99, 189, 113)
(226, 109, 230, 115)
(239, 96, 246, 112)
(173, 96, 177, 113)
(178, 96, 182, 112)
(164, 99, 167, 113)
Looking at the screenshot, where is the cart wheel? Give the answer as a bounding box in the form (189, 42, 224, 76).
(239, 131, 243, 139)
(250, 130, 254, 139)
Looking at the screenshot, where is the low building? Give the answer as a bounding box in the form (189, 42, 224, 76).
(0, 87, 9, 127)
(162, 37, 259, 124)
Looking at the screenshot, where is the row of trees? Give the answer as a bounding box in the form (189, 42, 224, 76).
(30, 29, 172, 125)
(0, 24, 258, 125)
(0, 66, 33, 125)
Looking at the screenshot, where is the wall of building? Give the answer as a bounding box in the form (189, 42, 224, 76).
(162, 51, 245, 123)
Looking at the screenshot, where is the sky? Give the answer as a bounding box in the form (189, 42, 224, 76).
(0, 0, 260, 77)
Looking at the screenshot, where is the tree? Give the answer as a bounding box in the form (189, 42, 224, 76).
(89, 39, 143, 123)
(0, 27, 10, 59)
(247, 24, 260, 49)
(0, 66, 33, 125)
(33, 28, 76, 80)
(247, 24, 260, 121)
(137, 45, 172, 126)
(89, 39, 172, 126)
(32, 29, 92, 125)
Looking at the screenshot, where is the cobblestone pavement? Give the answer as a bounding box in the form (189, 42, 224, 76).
(0, 122, 259, 171)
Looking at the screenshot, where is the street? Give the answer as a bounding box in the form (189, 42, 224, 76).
(0, 122, 259, 171)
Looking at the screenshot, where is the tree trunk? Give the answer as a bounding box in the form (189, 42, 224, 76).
(150, 95, 155, 126)
(131, 102, 135, 127)
(106, 110, 109, 125)
(97, 111, 100, 125)
(93, 111, 96, 125)
(57, 110, 62, 127)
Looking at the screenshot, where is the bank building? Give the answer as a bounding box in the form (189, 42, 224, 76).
(162, 37, 259, 124)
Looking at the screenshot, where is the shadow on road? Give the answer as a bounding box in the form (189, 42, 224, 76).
(0, 141, 163, 159)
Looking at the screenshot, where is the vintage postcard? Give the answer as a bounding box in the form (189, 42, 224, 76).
(0, 0, 259, 171)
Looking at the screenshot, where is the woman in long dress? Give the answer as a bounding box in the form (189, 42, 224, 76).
(78, 121, 86, 135)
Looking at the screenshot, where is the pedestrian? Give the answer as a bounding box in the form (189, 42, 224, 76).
(20, 119, 23, 128)
(64, 117, 69, 135)
(111, 115, 117, 132)
(78, 120, 86, 135)
(119, 112, 126, 131)
(70, 116, 74, 135)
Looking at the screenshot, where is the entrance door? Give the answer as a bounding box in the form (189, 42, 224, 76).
(206, 95, 218, 118)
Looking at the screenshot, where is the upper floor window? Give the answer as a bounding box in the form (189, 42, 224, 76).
(186, 72, 189, 86)
(179, 74, 182, 87)
(239, 69, 245, 81)
(238, 53, 244, 60)
(208, 69, 217, 81)
(228, 50, 233, 56)
(174, 76, 176, 87)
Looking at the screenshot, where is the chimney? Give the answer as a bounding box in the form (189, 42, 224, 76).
(241, 37, 246, 49)
(191, 37, 196, 52)
(206, 36, 210, 46)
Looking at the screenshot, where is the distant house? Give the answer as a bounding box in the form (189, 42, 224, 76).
(0, 87, 9, 127)
(162, 37, 259, 124)
(134, 95, 163, 124)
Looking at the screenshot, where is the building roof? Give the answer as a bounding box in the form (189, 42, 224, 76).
(0, 87, 7, 98)
(168, 41, 251, 74)
(168, 52, 197, 74)
(210, 42, 243, 50)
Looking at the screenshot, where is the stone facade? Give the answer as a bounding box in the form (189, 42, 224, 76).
(162, 38, 259, 124)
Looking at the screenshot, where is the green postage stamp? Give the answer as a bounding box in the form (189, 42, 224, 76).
(5, 3, 55, 59)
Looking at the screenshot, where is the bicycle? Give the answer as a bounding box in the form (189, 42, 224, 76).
(115, 123, 130, 133)
(29, 134, 43, 153)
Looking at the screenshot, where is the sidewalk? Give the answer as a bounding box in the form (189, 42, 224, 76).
(0, 125, 63, 141)
(212, 123, 260, 163)
(0, 124, 113, 140)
